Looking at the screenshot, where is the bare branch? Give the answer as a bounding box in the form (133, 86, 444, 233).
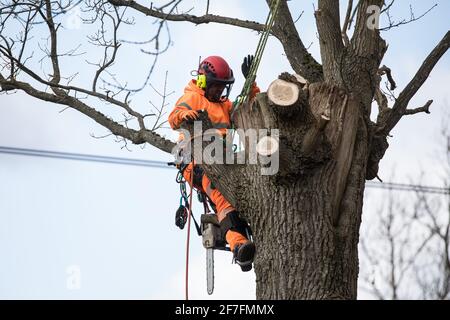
(293, 9, 304, 24)
(377, 31, 449, 136)
(0, 77, 175, 152)
(0, 35, 15, 79)
(156, 0, 179, 12)
(108, 0, 265, 32)
(109, 0, 323, 83)
(314, 0, 344, 83)
(44, 0, 62, 90)
(149, 71, 172, 131)
(381, 0, 395, 14)
(403, 100, 433, 116)
(17, 6, 38, 69)
(380, 3, 438, 32)
(359, 236, 386, 299)
(91, 5, 123, 93)
(268, 0, 323, 82)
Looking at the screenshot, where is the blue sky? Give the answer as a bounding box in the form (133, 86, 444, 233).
(0, 1, 449, 299)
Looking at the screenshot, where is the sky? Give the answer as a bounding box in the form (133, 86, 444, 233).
(0, 0, 449, 299)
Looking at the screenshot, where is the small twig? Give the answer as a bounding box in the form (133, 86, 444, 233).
(380, 4, 438, 31)
(294, 10, 304, 24)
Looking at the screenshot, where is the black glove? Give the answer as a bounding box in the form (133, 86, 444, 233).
(241, 55, 254, 79)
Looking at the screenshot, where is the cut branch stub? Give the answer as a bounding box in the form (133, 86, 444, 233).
(256, 136, 279, 157)
(268, 79, 299, 106)
(267, 78, 306, 117)
(256, 135, 295, 177)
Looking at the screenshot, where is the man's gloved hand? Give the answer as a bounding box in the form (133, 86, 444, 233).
(241, 55, 254, 79)
(180, 109, 200, 121)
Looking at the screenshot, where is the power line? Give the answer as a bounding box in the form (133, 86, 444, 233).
(0, 145, 448, 195)
(365, 181, 449, 195)
(0, 145, 171, 169)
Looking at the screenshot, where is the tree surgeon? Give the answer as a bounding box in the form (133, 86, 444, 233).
(1, 0, 449, 299)
(168, 55, 260, 271)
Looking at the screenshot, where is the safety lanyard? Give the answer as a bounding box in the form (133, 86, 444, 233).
(231, 0, 281, 117)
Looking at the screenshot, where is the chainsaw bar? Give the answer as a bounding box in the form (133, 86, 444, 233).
(206, 248, 214, 295)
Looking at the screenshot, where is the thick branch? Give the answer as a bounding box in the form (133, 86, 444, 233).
(0, 78, 175, 153)
(268, 0, 323, 83)
(0, 72, 15, 90)
(351, 0, 385, 56)
(0, 47, 147, 127)
(315, 0, 344, 83)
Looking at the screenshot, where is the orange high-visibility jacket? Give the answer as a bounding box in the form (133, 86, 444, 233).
(168, 80, 260, 136)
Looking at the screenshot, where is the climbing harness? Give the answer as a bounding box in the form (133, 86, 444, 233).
(172, 164, 254, 296)
(175, 168, 201, 234)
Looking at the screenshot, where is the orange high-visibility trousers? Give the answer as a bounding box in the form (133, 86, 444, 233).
(182, 162, 247, 251)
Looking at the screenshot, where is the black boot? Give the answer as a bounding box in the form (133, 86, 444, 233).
(220, 211, 256, 272)
(233, 241, 256, 272)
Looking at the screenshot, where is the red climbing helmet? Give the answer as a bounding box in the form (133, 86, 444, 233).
(197, 56, 235, 102)
(198, 56, 235, 84)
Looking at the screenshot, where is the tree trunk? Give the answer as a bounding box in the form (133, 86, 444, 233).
(252, 117, 368, 299)
(223, 76, 369, 299)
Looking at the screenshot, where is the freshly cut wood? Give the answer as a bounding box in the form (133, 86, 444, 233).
(256, 136, 279, 157)
(293, 73, 307, 85)
(267, 79, 299, 107)
(256, 135, 296, 177)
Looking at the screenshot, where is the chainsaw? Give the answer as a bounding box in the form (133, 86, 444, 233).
(200, 213, 230, 295)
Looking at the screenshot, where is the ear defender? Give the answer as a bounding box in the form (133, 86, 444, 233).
(197, 74, 207, 89)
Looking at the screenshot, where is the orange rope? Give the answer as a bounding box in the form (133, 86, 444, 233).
(185, 161, 195, 300)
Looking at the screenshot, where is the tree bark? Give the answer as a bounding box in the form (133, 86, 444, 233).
(227, 78, 368, 299)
